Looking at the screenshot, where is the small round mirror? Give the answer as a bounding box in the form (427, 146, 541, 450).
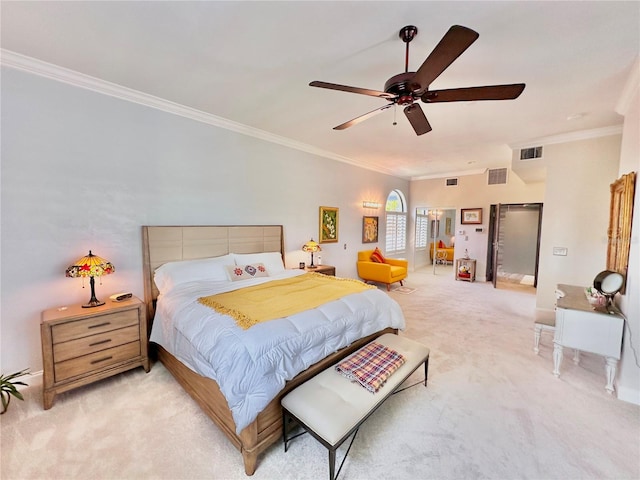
(593, 270, 624, 295)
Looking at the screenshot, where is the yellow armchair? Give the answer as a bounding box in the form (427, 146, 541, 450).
(357, 250, 408, 291)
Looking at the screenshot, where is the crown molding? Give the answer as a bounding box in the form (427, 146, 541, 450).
(1, 49, 397, 177)
(509, 125, 623, 150)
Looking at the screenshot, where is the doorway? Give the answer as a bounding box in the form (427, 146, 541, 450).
(486, 203, 543, 290)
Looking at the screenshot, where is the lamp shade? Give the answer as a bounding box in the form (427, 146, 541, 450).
(302, 238, 321, 269)
(65, 251, 115, 278)
(66, 251, 114, 308)
(302, 239, 321, 253)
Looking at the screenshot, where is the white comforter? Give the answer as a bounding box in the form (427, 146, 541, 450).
(149, 270, 406, 433)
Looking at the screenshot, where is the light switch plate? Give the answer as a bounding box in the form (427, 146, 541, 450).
(553, 247, 568, 256)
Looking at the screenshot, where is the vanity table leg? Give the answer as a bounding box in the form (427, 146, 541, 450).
(572, 349, 580, 365)
(553, 343, 563, 378)
(604, 357, 618, 394)
(534, 325, 542, 354)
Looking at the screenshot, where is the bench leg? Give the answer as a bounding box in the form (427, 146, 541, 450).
(424, 356, 429, 387)
(330, 428, 359, 480)
(329, 448, 336, 480)
(283, 409, 289, 452)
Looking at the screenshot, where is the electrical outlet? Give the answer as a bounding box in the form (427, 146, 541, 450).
(344, 243, 347, 250)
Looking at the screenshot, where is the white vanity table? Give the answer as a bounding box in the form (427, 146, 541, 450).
(554, 284, 624, 394)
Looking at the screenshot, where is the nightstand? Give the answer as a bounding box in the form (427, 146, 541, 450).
(40, 296, 149, 409)
(455, 258, 476, 282)
(305, 265, 336, 276)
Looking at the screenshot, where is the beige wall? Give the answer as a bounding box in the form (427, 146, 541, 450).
(536, 135, 622, 312)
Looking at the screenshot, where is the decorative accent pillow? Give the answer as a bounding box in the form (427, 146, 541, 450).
(370, 248, 385, 263)
(232, 252, 285, 275)
(438, 240, 446, 248)
(226, 263, 270, 281)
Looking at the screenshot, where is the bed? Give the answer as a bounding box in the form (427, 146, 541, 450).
(141, 225, 405, 475)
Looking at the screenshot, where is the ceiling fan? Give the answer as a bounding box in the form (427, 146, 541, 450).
(310, 25, 526, 135)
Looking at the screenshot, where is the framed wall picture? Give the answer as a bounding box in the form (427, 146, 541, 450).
(461, 208, 483, 224)
(362, 216, 378, 243)
(606, 172, 635, 293)
(319, 206, 339, 243)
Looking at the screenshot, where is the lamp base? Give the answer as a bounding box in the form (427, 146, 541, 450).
(307, 265, 318, 269)
(82, 277, 104, 307)
(82, 299, 105, 308)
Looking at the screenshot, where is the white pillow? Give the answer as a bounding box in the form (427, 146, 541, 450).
(154, 254, 234, 293)
(226, 263, 270, 281)
(232, 252, 285, 275)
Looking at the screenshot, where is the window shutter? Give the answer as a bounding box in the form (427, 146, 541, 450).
(416, 214, 428, 249)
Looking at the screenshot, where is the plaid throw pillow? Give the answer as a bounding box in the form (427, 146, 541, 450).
(370, 248, 385, 263)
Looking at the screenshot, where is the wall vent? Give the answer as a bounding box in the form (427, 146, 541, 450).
(520, 146, 543, 160)
(445, 178, 458, 186)
(488, 168, 508, 185)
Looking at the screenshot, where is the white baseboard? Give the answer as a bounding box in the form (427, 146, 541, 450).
(616, 385, 640, 406)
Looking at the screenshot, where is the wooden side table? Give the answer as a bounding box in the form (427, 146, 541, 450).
(303, 265, 336, 276)
(455, 258, 476, 282)
(40, 296, 150, 409)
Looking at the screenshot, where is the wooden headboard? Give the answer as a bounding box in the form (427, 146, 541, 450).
(141, 225, 284, 323)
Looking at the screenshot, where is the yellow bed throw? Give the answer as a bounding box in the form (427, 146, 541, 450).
(198, 273, 375, 330)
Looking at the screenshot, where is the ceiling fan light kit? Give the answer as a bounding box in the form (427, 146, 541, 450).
(310, 24, 526, 135)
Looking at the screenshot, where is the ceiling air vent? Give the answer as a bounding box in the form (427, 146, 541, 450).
(520, 146, 543, 160)
(488, 168, 508, 185)
(445, 178, 458, 186)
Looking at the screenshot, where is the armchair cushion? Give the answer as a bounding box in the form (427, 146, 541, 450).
(357, 250, 408, 291)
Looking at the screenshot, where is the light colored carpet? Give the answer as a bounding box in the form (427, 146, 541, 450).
(2, 267, 639, 480)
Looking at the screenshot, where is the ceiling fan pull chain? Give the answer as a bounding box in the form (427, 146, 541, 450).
(393, 104, 398, 126)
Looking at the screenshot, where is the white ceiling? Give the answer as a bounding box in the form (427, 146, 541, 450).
(2, 1, 638, 180)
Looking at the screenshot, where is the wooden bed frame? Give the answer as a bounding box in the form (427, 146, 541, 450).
(141, 225, 395, 475)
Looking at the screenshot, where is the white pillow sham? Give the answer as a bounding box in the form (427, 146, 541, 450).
(154, 254, 234, 293)
(232, 252, 285, 275)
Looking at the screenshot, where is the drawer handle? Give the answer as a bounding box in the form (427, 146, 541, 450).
(89, 339, 112, 347)
(88, 322, 111, 329)
(90, 356, 113, 365)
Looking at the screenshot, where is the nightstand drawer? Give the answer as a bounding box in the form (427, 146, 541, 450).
(54, 341, 141, 382)
(53, 325, 140, 362)
(52, 309, 139, 343)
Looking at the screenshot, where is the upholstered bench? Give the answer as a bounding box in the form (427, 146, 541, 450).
(281, 333, 429, 480)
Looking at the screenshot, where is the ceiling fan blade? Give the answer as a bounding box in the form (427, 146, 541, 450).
(422, 84, 526, 103)
(404, 103, 432, 135)
(411, 25, 479, 92)
(333, 104, 394, 130)
(310, 81, 396, 99)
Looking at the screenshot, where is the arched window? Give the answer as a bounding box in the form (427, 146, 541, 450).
(385, 189, 407, 254)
